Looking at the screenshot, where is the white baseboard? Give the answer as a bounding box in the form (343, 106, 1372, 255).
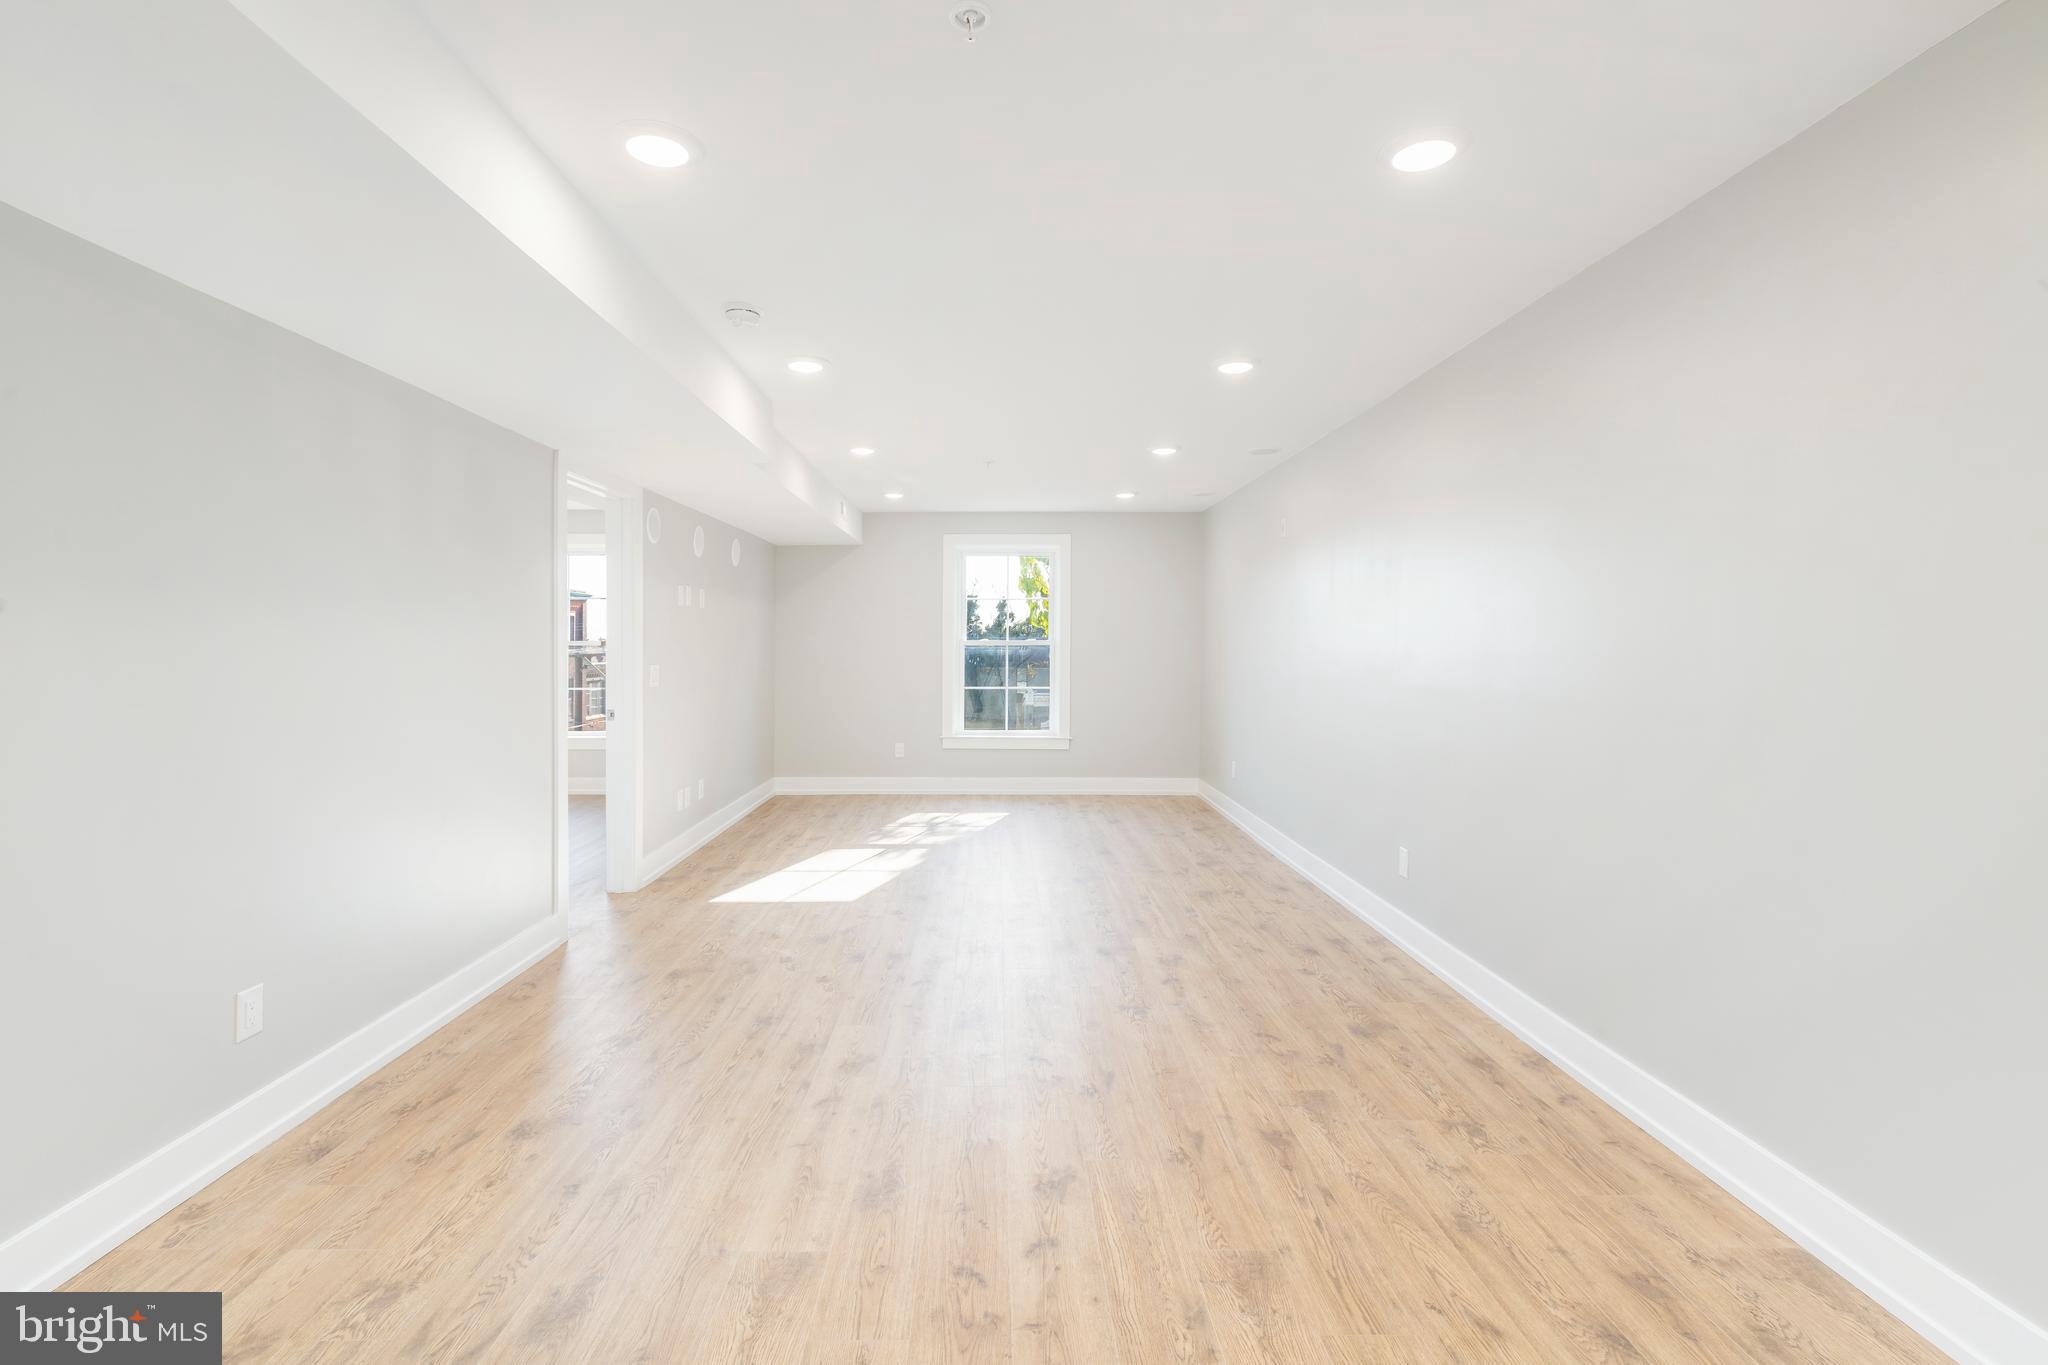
(0, 917, 564, 1292)
(773, 775, 1199, 796)
(567, 776, 605, 795)
(634, 778, 777, 889)
(1197, 782, 2045, 1365)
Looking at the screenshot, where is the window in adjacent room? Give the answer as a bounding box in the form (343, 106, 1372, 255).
(941, 534, 1070, 749)
(567, 553, 608, 734)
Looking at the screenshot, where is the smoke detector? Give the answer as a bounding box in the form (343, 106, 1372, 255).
(723, 303, 762, 328)
(951, 4, 991, 41)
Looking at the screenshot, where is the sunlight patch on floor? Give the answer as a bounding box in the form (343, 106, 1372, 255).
(710, 812, 1007, 903)
(865, 810, 1009, 847)
(711, 847, 927, 904)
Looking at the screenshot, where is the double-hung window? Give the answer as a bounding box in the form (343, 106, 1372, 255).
(941, 534, 1070, 749)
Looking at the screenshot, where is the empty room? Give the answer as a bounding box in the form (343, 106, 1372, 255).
(1, 1, 2043, 1361)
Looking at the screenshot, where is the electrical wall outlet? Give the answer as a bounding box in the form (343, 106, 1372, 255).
(697, 587, 707, 607)
(894, 741, 905, 759)
(676, 787, 688, 812)
(234, 985, 264, 1042)
(1398, 846, 1410, 878)
(697, 777, 706, 800)
(678, 584, 689, 607)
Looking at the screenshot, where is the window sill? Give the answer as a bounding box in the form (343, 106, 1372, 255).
(942, 734, 1071, 751)
(566, 732, 608, 750)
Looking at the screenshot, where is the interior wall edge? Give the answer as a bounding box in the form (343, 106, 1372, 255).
(771, 777, 1202, 796)
(0, 918, 565, 1294)
(633, 778, 779, 892)
(1197, 781, 2048, 1365)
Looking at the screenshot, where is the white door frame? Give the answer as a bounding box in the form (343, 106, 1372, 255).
(557, 459, 643, 901)
(553, 457, 569, 932)
(604, 484, 644, 893)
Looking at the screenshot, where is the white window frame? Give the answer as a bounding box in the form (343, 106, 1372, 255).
(940, 533, 1071, 750)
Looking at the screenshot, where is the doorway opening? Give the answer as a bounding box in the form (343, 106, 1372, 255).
(559, 466, 641, 918)
(565, 484, 610, 909)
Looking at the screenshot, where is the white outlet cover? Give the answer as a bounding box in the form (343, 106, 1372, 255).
(697, 777, 706, 799)
(894, 742, 905, 758)
(676, 788, 687, 811)
(1398, 846, 1411, 878)
(234, 984, 264, 1042)
(648, 664, 661, 687)
(698, 587, 707, 607)
(678, 584, 689, 607)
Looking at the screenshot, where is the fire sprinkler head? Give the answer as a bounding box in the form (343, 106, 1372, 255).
(952, 4, 991, 41)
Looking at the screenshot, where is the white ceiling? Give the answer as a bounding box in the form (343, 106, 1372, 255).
(4, 0, 860, 545)
(417, 0, 1993, 513)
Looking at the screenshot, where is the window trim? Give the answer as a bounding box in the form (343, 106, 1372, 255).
(939, 533, 1071, 749)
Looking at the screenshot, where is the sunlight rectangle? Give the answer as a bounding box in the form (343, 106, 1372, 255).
(710, 847, 929, 904)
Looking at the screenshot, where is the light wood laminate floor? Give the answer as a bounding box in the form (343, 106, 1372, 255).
(67, 795, 1945, 1363)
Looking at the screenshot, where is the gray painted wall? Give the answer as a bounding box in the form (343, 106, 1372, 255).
(567, 742, 605, 792)
(1202, 0, 2047, 1323)
(775, 513, 1202, 781)
(0, 203, 556, 1244)
(638, 491, 774, 851)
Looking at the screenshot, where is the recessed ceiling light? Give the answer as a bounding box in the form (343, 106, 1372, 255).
(1115, 491, 1137, 500)
(1216, 360, 1255, 376)
(624, 133, 691, 168)
(787, 357, 828, 375)
(1150, 446, 1178, 457)
(883, 491, 904, 500)
(849, 446, 875, 456)
(1391, 139, 1458, 173)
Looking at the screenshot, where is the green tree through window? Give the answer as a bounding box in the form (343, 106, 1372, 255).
(1018, 554, 1051, 636)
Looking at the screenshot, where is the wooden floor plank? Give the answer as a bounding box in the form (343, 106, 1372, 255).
(62, 794, 1947, 1364)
